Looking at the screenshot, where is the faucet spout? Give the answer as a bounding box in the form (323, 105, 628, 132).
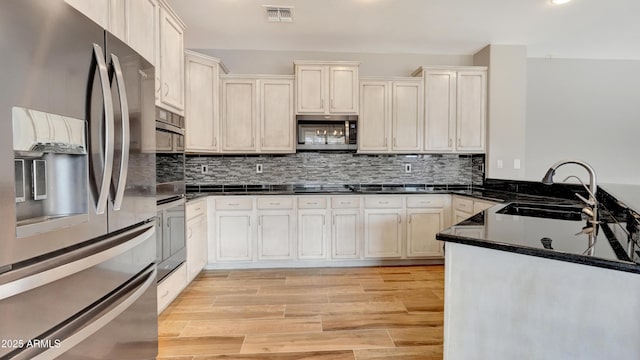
(541, 159, 598, 199)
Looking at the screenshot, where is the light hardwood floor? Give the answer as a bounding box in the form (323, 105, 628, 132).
(158, 265, 444, 360)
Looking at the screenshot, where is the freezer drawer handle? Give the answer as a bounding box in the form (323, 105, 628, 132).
(0, 224, 154, 300)
(92, 43, 115, 215)
(23, 266, 157, 360)
(111, 54, 130, 211)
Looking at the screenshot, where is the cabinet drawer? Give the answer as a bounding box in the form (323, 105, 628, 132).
(298, 197, 327, 209)
(331, 197, 361, 209)
(364, 196, 403, 209)
(215, 197, 253, 210)
(257, 197, 294, 210)
(453, 197, 473, 213)
(157, 264, 187, 314)
(406, 196, 446, 208)
(186, 199, 207, 220)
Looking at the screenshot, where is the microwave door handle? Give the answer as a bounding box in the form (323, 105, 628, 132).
(92, 44, 115, 215)
(110, 54, 129, 211)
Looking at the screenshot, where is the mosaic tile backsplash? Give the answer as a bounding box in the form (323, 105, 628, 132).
(185, 153, 484, 186)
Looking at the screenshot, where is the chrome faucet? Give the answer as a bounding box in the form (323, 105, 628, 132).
(541, 159, 599, 224)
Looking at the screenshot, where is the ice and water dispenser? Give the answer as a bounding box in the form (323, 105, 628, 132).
(12, 107, 89, 237)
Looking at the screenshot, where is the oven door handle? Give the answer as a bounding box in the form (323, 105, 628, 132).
(14, 266, 157, 360)
(92, 43, 115, 215)
(110, 54, 130, 211)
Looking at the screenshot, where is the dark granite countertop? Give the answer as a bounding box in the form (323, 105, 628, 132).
(437, 203, 640, 274)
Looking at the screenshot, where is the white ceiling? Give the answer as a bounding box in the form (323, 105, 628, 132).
(167, 0, 640, 60)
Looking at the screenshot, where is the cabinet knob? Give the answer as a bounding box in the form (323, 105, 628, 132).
(164, 83, 169, 96)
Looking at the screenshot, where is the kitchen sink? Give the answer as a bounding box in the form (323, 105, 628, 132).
(496, 202, 585, 221)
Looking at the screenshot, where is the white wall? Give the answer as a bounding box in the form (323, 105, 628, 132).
(474, 45, 527, 180)
(525, 58, 640, 185)
(193, 49, 473, 76)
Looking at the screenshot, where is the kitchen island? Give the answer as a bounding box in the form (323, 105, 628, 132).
(437, 197, 640, 360)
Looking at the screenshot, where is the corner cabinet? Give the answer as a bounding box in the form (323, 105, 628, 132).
(358, 78, 423, 153)
(156, 0, 185, 114)
(413, 66, 487, 153)
(185, 51, 228, 153)
(221, 75, 295, 154)
(294, 61, 359, 115)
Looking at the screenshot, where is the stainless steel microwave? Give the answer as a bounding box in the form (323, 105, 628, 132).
(296, 115, 358, 151)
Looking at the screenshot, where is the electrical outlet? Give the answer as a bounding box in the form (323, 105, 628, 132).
(201, 165, 208, 174)
(256, 164, 263, 174)
(404, 164, 412, 173)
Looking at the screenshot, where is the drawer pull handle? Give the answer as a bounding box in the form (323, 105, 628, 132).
(228, 203, 240, 206)
(307, 202, 318, 205)
(160, 290, 169, 299)
(269, 202, 281, 206)
(339, 201, 351, 205)
(195, 207, 201, 211)
(379, 201, 389, 204)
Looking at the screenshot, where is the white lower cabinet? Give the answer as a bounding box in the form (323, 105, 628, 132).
(406, 209, 445, 257)
(186, 199, 208, 282)
(298, 210, 329, 259)
(257, 211, 295, 260)
(205, 194, 456, 267)
(331, 210, 361, 259)
(157, 263, 186, 314)
(364, 209, 403, 258)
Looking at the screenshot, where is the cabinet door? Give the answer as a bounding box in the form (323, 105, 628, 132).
(424, 70, 456, 151)
(298, 210, 328, 259)
(456, 71, 486, 152)
(221, 79, 257, 152)
(185, 56, 219, 152)
(110, 0, 126, 40)
(296, 66, 325, 113)
(216, 212, 252, 261)
(364, 210, 402, 258)
(331, 210, 360, 259)
(258, 211, 295, 260)
(260, 79, 295, 152)
(406, 209, 444, 258)
(159, 6, 184, 112)
(330, 66, 358, 113)
(187, 213, 207, 281)
(125, 0, 157, 64)
(358, 81, 389, 152)
(392, 81, 422, 152)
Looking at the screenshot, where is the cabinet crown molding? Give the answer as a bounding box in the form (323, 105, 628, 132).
(158, 0, 187, 29)
(360, 76, 421, 82)
(294, 60, 361, 66)
(184, 50, 230, 74)
(411, 65, 488, 77)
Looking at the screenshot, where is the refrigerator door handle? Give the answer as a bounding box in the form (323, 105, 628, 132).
(0, 224, 154, 300)
(92, 43, 115, 215)
(20, 266, 157, 360)
(110, 54, 130, 211)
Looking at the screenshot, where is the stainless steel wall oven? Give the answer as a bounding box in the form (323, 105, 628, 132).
(155, 108, 186, 282)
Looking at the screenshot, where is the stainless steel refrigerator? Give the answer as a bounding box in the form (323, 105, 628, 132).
(0, 1, 158, 359)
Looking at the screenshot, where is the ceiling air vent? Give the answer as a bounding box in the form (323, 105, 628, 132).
(264, 6, 293, 23)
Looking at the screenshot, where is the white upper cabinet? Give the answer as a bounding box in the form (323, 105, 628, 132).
(456, 71, 487, 151)
(221, 78, 257, 152)
(65, 0, 159, 66)
(295, 61, 359, 115)
(358, 81, 389, 152)
(158, 1, 185, 114)
(391, 80, 423, 152)
(260, 79, 295, 152)
(221, 75, 295, 154)
(415, 66, 487, 153)
(185, 51, 227, 153)
(358, 78, 423, 154)
(125, 0, 158, 64)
